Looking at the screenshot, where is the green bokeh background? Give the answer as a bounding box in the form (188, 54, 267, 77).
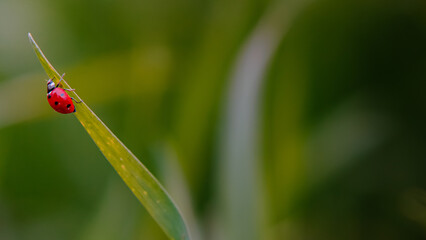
(0, 0, 425, 239)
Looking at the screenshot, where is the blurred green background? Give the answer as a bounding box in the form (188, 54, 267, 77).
(0, 0, 425, 239)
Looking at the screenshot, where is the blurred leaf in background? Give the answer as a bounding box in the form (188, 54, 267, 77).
(0, 0, 425, 240)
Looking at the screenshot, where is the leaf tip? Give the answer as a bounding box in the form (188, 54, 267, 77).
(28, 33, 36, 46)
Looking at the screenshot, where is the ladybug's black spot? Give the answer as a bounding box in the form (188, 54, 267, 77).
(48, 95, 51, 99)
(54, 101, 59, 105)
(67, 104, 71, 108)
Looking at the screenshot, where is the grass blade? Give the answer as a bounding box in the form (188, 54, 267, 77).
(28, 33, 190, 240)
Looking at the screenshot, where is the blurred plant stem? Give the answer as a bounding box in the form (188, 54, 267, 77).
(216, 0, 313, 239)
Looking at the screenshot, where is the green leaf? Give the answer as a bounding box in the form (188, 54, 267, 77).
(28, 33, 190, 240)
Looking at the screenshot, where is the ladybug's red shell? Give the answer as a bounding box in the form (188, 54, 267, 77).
(47, 88, 75, 114)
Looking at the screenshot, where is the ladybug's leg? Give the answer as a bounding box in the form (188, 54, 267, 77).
(56, 73, 66, 87)
(57, 73, 76, 91)
(71, 97, 82, 104)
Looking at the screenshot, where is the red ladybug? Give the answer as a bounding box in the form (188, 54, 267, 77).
(46, 74, 79, 114)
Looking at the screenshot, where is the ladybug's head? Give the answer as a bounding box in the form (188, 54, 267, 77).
(47, 79, 56, 93)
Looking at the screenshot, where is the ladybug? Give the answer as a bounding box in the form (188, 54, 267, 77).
(46, 74, 79, 114)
